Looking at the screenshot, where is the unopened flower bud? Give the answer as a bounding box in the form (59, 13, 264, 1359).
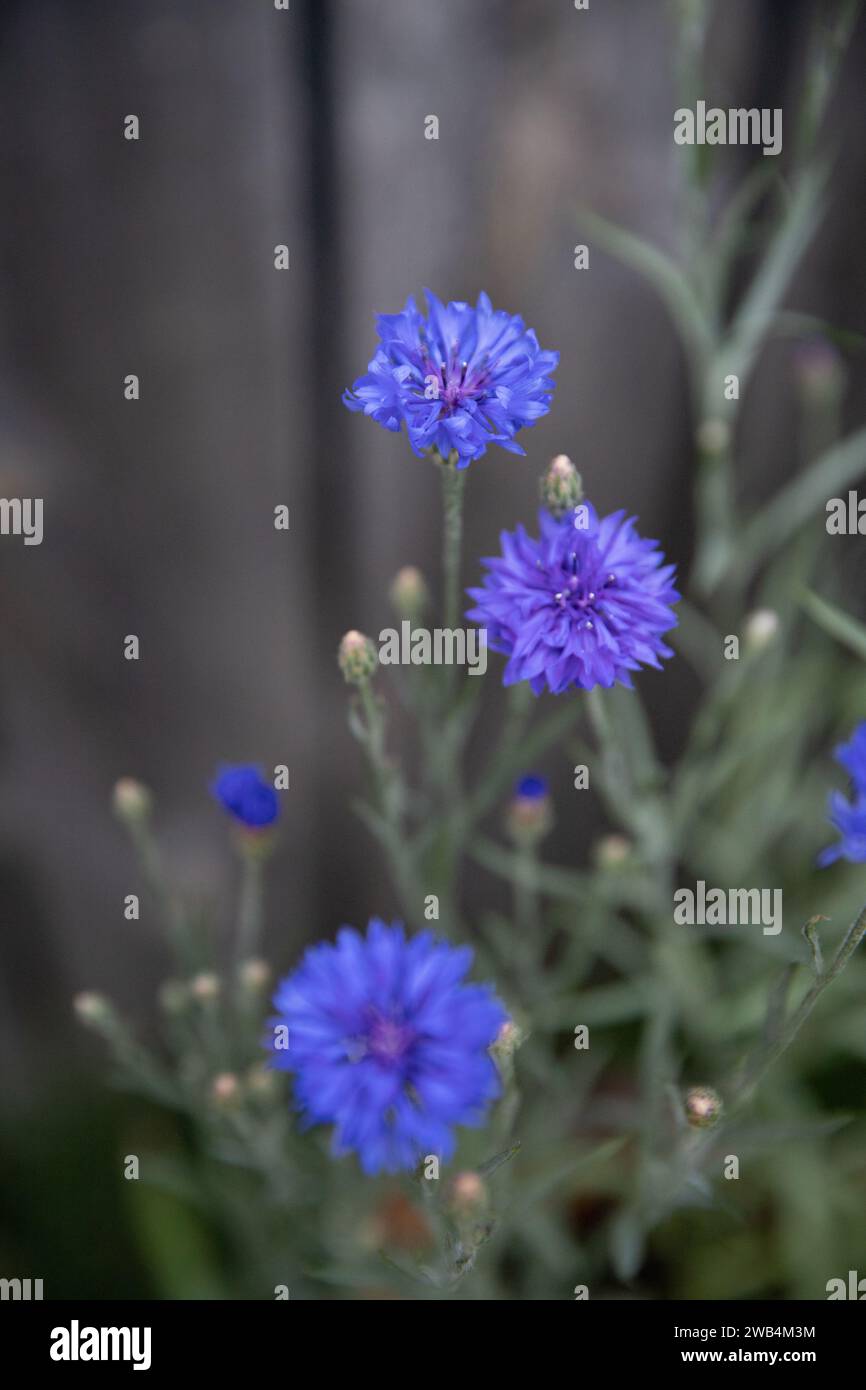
(594, 833, 632, 869)
(112, 777, 153, 823)
(338, 630, 378, 685)
(238, 958, 271, 993)
(491, 1018, 523, 1063)
(450, 1171, 487, 1213)
(744, 608, 779, 652)
(190, 972, 221, 1003)
(540, 454, 583, 520)
(235, 824, 277, 861)
(696, 418, 730, 456)
(158, 979, 189, 1014)
(684, 1085, 723, 1129)
(246, 1062, 278, 1098)
(389, 566, 428, 620)
(506, 775, 553, 843)
(210, 1072, 240, 1106)
(73, 991, 115, 1031)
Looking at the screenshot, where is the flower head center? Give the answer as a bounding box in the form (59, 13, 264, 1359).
(553, 560, 617, 623)
(366, 1012, 415, 1064)
(422, 352, 489, 415)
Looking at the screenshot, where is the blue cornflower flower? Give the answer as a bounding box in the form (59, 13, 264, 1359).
(832, 721, 866, 788)
(211, 765, 279, 828)
(343, 290, 558, 467)
(268, 919, 507, 1175)
(515, 775, 548, 799)
(818, 722, 866, 867)
(467, 504, 679, 694)
(508, 774, 553, 841)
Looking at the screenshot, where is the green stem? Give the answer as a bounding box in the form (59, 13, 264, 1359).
(92, 1010, 182, 1109)
(127, 817, 197, 971)
(511, 840, 545, 1004)
(738, 901, 866, 1102)
(691, 417, 737, 599)
(235, 850, 264, 969)
(193, 992, 228, 1073)
(466, 693, 581, 829)
(673, 0, 711, 274)
(675, 901, 866, 1198)
(514, 844, 540, 938)
(358, 680, 419, 922)
(414, 454, 469, 925)
(439, 457, 466, 636)
(359, 680, 387, 793)
(586, 686, 634, 827)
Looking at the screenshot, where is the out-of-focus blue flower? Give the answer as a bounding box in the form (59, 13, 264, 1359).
(212, 765, 279, 828)
(833, 722, 866, 788)
(467, 504, 679, 694)
(343, 290, 558, 468)
(507, 774, 553, 841)
(515, 775, 548, 799)
(818, 722, 866, 866)
(818, 795, 866, 867)
(268, 919, 507, 1175)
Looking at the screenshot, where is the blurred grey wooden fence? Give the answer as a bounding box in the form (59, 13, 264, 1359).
(0, 0, 864, 1092)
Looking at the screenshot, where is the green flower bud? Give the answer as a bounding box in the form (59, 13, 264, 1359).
(594, 833, 632, 869)
(210, 1072, 241, 1107)
(540, 454, 583, 520)
(73, 991, 115, 1031)
(235, 825, 277, 862)
(190, 972, 221, 1003)
(491, 1017, 526, 1064)
(238, 958, 271, 993)
(450, 1171, 487, 1214)
(389, 566, 429, 620)
(506, 776, 553, 844)
(338, 630, 378, 685)
(246, 1062, 279, 1098)
(112, 777, 153, 823)
(695, 419, 730, 456)
(684, 1085, 723, 1129)
(744, 608, 779, 652)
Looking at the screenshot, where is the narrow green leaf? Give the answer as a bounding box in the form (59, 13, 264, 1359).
(725, 166, 827, 384)
(577, 206, 712, 370)
(478, 1141, 522, 1180)
(800, 588, 866, 662)
(740, 426, 866, 578)
(802, 915, 828, 977)
(610, 1208, 646, 1282)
